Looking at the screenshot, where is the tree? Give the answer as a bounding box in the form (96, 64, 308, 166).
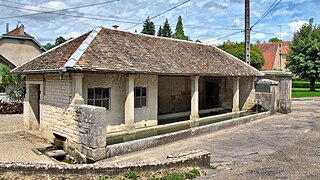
(161, 19, 172, 37)
(43, 36, 67, 50)
(55, 36, 67, 46)
(172, 16, 189, 40)
(218, 42, 265, 70)
(141, 17, 155, 35)
(43, 43, 55, 50)
(268, 37, 282, 42)
(286, 18, 320, 91)
(157, 26, 163, 37)
(0, 66, 25, 101)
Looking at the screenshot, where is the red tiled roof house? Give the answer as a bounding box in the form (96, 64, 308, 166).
(0, 24, 45, 67)
(12, 28, 263, 162)
(256, 42, 291, 71)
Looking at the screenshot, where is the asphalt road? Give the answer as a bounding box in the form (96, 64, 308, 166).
(98, 98, 320, 179)
(1, 98, 320, 179)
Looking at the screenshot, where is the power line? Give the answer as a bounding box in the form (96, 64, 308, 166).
(251, 0, 282, 29)
(125, 0, 191, 30)
(205, 30, 244, 44)
(0, 2, 145, 24)
(0, 0, 139, 23)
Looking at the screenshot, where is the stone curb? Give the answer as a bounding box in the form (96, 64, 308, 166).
(0, 149, 210, 178)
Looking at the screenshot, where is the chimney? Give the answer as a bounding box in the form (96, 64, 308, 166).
(18, 24, 24, 36)
(6, 23, 9, 33)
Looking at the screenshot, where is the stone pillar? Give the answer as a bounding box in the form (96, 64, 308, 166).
(23, 84, 31, 129)
(232, 77, 240, 112)
(125, 74, 135, 130)
(72, 73, 84, 104)
(190, 76, 199, 121)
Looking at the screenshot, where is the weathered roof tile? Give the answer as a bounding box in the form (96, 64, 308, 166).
(12, 28, 262, 76)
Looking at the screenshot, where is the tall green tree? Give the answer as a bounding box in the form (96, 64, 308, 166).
(0, 66, 25, 101)
(141, 17, 155, 35)
(157, 26, 163, 37)
(286, 18, 320, 91)
(44, 36, 67, 50)
(172, 16, 189, 40)
(268, 37, 282, 42)
(161, 19, 172, 37)
(218, 42, 265, 70)
(55, 36, 67, 46)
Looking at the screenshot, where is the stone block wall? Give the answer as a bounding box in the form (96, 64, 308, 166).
(40, 73, 74, 141)
(258, 71, 293, 114)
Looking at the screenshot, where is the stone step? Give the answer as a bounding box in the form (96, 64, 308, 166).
(45, 150, 67, 158)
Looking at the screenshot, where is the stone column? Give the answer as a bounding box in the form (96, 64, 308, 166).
(23, 84, 31, 129)
(125, 74, 135, 130)
(72, 73, 84, 104)
(190, 76, 199, 121)
(232, 77, 240, 112)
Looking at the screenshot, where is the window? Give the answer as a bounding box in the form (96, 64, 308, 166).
(87, 88, 110, 109)
(134, 87, 147, 108)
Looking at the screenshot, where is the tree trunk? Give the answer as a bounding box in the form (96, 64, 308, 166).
(310, 77, 316, 91)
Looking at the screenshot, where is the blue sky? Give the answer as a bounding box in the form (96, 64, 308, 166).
(0, 0, 318, 45)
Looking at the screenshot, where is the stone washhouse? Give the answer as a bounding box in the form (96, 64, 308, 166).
(12, 28, 266, 162)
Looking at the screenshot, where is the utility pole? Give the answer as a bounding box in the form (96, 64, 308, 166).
(245, 0, 250, 64)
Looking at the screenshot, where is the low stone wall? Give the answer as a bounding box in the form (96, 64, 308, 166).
(0, 150, 210, 179)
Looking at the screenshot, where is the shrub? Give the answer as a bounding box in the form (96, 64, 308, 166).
(292, 81, 320, 88)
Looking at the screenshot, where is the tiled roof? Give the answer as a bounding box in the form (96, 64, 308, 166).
(256, 43, 278, 70)
(256, 42, 291, 70)
(12, 28, 263, 76)
(5, 27, 32, 37)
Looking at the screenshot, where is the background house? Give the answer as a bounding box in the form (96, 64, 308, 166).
(0, 24, 45, 67)
(0, 24, 45, 98)
(256, 42, 291, 71)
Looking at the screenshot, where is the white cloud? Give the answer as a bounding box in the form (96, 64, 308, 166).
(231, 17, 243, 27)
(203, 38, 223, 45)
(42, 1, 69, 10)
(289, 20, 308, 33)
(275, 32, 290, 39)
(253, 32, 266, 40)
(64, 31, 81, 39)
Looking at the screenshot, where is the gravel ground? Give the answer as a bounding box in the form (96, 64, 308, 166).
(0, 114, 54, 164)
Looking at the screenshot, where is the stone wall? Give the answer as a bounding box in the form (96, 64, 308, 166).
(258, 71, 293, 114)
(41, 73, 74, 141)
(0, 150, 210, 179)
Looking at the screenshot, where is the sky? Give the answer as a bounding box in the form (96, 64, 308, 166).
(0, 0, 319, 46)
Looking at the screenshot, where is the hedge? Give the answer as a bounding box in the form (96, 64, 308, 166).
(292, 81, 320, 88)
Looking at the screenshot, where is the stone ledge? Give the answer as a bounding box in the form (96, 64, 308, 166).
(0, 149, 209, 178)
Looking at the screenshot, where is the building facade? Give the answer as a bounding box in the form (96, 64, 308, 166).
(12, 28, 263, 162)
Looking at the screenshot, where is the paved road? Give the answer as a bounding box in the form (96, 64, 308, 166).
(98, 98, 320, 179)
(1, 98, 320, 179)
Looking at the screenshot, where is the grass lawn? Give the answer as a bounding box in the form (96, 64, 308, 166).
(292, 88, 320, 98)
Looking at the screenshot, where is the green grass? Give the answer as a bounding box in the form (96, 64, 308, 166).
(292, 88, 320, 98)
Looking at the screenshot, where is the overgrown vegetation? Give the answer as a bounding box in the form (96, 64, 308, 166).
(0, 66, 25, 101)
(97, 167, 202, 180)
